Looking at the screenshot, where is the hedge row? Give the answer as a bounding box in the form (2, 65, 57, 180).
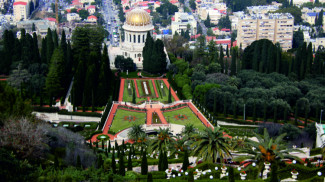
(310, 148, 322, 156)
(33, 106, 60, 113)
(58, 110, 102, 117)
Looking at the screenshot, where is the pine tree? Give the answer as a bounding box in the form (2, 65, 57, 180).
(168, 86, 172, 103)
(219, 46, 224, 73)
(119, 148, 125, 176)
(76, 155, 82, 169)
(141, 150, 148, 175)
(294, 104, 298, 125)
(230, 48, 236, 76)
(111, 147, 117, 174)
(182, 150, 189, 171)
(127, 147, 133, 171)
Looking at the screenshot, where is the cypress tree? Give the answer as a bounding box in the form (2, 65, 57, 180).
(306, 42, 313, 76)
(219, 46, 224, 73)
(213, 95, 216, 115)
(267, 45, 275, 73)
(32, 32, 40, 63)
(41, 38, 47, 63)
(228, 167, 235, 182)
(127, 147, 133, 171)
(233, 100, 237, 119)
(108, 174, 113, 182)
(182, 150, 189, 171)
(163, 149, 168, 170)
(276, 46, 281, 73)
(294, 104, 298, 125)
(119, 148, 125, 176)
(76, 155, 81, 169)
(147, 173, 153, 182)
(226, 45, 229, 57)
(223, 96, 227, 117)
(168, 86, 172, 103)
(158, 150, 163, 171)
(252, 43, 259, 71)
(111, 147, 117, 174)
(54, 154, 59, 169)
(188, 171, 194, 182)
(304, 103, 309, 127)
(132, 86, 136, 104)
(102, 140, 105, 150)
(284, 107, 288, 122)
(46, 28, 54, 63)
(117, 145, 120, 159)
(225, 60, 228, 74)
(108, 140, 111, 153)
(97, 154, 103, 168)
(53, 30, 58, 48)
(96, 141, 99, 148)
(141, 150, 148, 175)
(253, 101, 257, 122)
(273, 105, 277, 123)
(263, 102, 267, 122)
(230, 48, 236, 76)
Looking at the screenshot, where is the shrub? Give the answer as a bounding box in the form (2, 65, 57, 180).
(33, 106, 60, 113)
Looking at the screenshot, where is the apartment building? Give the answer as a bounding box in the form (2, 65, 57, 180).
(13, 1, 29, 21)
(237, 13, 294, 51)
(246, 5, 279, 14)
(171, 12, 197, 35)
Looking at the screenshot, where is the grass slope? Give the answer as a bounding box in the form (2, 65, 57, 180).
(109, 109, 146, 133)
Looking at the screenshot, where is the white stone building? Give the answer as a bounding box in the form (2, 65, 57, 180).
(171, 12, 197, 35)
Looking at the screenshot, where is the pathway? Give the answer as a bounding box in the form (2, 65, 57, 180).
(188, 102, 213, 128)
(118, 79, 125, 101)
(162, 79, 179, 101)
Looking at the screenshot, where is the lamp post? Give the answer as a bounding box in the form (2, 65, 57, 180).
(321, 109, 324, 124)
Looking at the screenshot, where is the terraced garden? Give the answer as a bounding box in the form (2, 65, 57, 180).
(109, 109, 146, 133)
(163, 107, 207, 131)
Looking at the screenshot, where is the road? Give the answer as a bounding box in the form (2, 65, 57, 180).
(184, 0, 207, 36)
(102, 0, 119, 46)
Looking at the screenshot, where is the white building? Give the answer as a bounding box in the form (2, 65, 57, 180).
(246, 5, 279, 14)
(67, 13, 81, 22)
(171, 12, 197, 35)
(13, 1, 29, 22)
(109, 8, 154, 69)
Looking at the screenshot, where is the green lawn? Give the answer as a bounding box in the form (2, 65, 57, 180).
(123, 80, 147, 103)
(163, 107, 207, 131)
(109, 109, 146, 133)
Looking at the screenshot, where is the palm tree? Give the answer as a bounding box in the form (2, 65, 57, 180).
(128, 124, 145, 142)
(191, 127, 231, 163)
(182, 124, 197, 139)
(235, 128, 303, 164)
(150, 128, 174, 152)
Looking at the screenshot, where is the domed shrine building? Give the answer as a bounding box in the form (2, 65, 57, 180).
(109, 8, 154, 69)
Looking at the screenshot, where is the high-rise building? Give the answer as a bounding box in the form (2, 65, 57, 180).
(13, 1, 29, 22)
(237, 13, 294, 51)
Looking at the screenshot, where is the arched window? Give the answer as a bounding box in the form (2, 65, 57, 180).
(143, 35, 145, 42)
(129, 34, 131, 42)
(133, 35, 136, 43)
(138, 53, 141, 57)
(135, 54, 136, 58)
(138, 35, 140, 43)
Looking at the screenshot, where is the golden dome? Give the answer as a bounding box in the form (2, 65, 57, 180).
(126, 9, 151, 26)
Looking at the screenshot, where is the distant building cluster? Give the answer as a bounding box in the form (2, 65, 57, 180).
(237, 13, 294, 50)
(171, 12, 197, 36)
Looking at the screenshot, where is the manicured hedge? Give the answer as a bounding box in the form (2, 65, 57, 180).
(58, 110, 102, 117)
(33, 106, 60, 113)
(310, 148, 322, 156)
(278, 164, 325, 180)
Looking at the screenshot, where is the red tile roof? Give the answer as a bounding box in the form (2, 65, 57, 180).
(45, 17, 56, 22)
(88, 15, 97, 20)
(145, 9, 150, 13)
(87, 5, 96, 9)
(221, 28, 231, 32)
(13, 1, 27, 6)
